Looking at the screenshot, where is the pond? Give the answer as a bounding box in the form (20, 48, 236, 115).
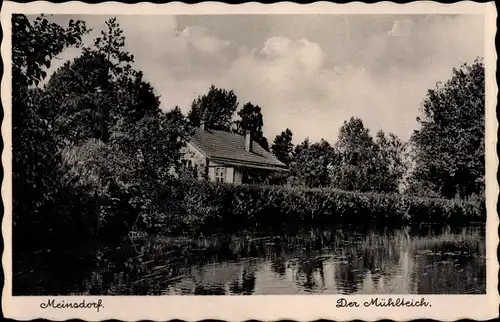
(80, 225, 485, 295)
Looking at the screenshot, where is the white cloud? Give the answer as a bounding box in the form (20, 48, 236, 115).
(40, 14, 484, 145)
(216, 15, 483, 144)
(180, 26, 231, 54)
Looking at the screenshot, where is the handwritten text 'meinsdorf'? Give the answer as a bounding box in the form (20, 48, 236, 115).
(40, 299, 104, 312)
(337, 297, 431, 308)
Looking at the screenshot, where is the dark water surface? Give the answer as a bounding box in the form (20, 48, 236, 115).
(79, 225, 485, 295)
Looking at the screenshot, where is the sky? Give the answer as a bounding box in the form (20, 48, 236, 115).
(40, 14, 484, 144)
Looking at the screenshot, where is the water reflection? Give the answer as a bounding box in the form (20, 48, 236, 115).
(82, 226, 485, 295)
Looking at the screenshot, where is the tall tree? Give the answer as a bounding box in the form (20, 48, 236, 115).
(233, 102, 269, 151)
(11, 14, 89, 292)
(51, 20, 191, 234)
(410, 58, 484, 198)
(373, 130, 409, 193)
(330, 118, 408, 193)
(72, 17, 135, 142)
(12, 14, 88, 228)
(289, 138, 334, 188)
(188, 85, 238, 131)
(329, 117, 379, 192)
(42, 52, 108, 144)
(271, 128, 294, 165)
(234, 102, 263, 135)
(42, 18, 158, 145)
(88, 17, 134, 142)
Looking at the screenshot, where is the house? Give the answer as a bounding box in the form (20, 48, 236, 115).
(181, 123, 288, 185)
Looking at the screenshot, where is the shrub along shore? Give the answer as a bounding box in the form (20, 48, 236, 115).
(140, 179, 485, 236)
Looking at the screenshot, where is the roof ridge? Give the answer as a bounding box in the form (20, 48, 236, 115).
(190, 128, 287, 168)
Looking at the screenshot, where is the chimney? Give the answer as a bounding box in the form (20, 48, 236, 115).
(200, 108, 207, 131)
(245, 130, 253, 152)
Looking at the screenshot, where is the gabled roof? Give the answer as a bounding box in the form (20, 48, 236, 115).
(189, 129, 287, 169)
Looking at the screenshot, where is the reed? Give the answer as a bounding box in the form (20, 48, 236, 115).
(150, 179, 485, 235)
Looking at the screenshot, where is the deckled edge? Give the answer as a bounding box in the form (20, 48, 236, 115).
(1, 1, 499, 321)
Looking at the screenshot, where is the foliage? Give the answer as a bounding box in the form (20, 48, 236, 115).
(410, 58, 485, 198)
(188, 85, 239, 131)
(329, 117, 379, 192)
(42, 18, 157, 145)
(11, 14, 89, 241)
(152, 179, 485, 235)
(51, 19, 192, 237)
(12, 16, 192, 295)
(373, 130, 410, 193)
(12, 14, 88, 88)
(42, 52, 108, 143)
(285, 118, 407, 192)
(271, 128, 294, 165)
(328, 118, 408, 193)
(233, 102, 269, 151)
(288, 138, 335, 188)
(11, 14, 93, 295)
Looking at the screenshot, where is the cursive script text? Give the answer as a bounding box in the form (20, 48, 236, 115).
(40, 299, 104, 312)
(337, 297, 431, 308)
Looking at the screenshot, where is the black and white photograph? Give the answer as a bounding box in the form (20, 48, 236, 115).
(1, 1, 498, 321)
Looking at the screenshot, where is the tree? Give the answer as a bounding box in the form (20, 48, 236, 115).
(41, 18, 161, 147)
(410, 58, 484, 198)
(188, 85, 238, 131)
(271, 128, 294, 165)
(50, 19, 192, 235)
(258, 137, 270, 152)
(84, 17, 135, 142)
(12, 14, 89, 229)
(110, 106, 191, 182)
(11, 14, 89, 293)
(234, 102, 263, 134)
(42, 52, 108, 144)
(41, 17, 146, 145)
(373, 130, 409, 193)
(62, 106, 192, 235)
(12, 15, 194, 294)
(289, 138, 334, 188)
(329, 117, 380, 192)
(113, 71, 161, 125)
(233, 102, 270, 151)
(327, 118, 408, 193)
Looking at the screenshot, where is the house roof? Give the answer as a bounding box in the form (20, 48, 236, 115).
(189, 129, 287, 170)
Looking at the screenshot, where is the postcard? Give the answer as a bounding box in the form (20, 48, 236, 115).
(1, 1, 498, 321)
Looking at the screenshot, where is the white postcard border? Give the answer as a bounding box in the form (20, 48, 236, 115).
(1, 1, 498, 321)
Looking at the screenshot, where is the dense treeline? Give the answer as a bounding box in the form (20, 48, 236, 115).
(186, 62, 484, 199)
(12, 15, 485, 293)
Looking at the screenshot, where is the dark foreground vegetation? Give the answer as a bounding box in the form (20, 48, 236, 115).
(11, 15, 486, 295)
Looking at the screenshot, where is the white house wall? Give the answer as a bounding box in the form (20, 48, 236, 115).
(208, 167, 216, 182)
(182, 143, 245, 185)
(226, 167, 234, 184)
(234, 167, 243, 184)
(182, 143, 208, 178)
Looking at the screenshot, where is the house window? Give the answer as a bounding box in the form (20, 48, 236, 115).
(215, 167, 226, 183)
(183, 159, 193, 169)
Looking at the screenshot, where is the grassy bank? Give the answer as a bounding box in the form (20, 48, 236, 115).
(146, 179, 485, 235)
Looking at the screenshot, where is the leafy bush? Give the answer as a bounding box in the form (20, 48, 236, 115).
(144, 179, 485, 235)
